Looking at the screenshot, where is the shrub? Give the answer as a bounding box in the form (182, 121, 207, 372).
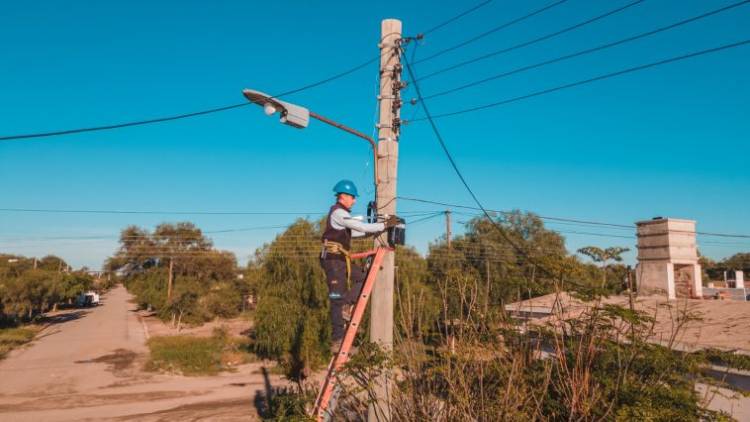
(145, 329, 254, 376)
(0, 327, 37, 359)
(202, 281, 243, 319)
(252, 219, 330, 380)
(263, 387, 316, 421)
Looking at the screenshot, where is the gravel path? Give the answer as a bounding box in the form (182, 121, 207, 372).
(0, 285, 284, 421)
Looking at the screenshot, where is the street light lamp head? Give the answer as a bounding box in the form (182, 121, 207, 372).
(263, 103, 277, 116)
(242, 88, 310, 129)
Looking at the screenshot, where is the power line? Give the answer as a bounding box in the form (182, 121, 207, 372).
(0, 3, 500, 142)
(404, 55, 564, 279)
(0, 103, 253, 142)
(0, 56, 382, 142)
(421, 0, 750, 100)
(400, 196, 750, 239)
(406, 211, 446, 226)
(0, 207, 325, 216)
(399, 196, 632, 228)
(692, 231, 750, 240)
(415, 0, 569, 64)
(421, 0, 495, 36)
(0, 211, 440, 243)
(415, 0, 646, 82)
(0, 207, 433, 217)
(555, 230, 634, 240)
(0, 225, 294, 242)
(410, 38, 750, 121)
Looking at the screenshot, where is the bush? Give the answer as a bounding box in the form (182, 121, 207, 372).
(264, 387, 315, 421)
(145, 329, 254, 376)
(107, 223, 243, 324)
(252, 219, 330, 380)
(203, 281, 243, 319)
(0, 327, 37, 359)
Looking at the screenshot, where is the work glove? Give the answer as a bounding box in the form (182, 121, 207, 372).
(383, 215, 400, 228)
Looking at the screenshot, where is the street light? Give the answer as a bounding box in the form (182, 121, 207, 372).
(243, 89, 310, 129)
(242, 89, 378, 193)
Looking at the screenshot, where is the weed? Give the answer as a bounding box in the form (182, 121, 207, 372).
(145, 330, 256, 376)
(0, 327, 37, 360)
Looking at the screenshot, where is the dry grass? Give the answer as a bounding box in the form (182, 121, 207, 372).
(145, 328, 255, 376)
(0, 326, 38, 360)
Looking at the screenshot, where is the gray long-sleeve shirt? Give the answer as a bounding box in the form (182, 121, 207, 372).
(330, 208, 385, 238)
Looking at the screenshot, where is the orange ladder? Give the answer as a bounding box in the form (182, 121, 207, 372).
(312, 247, 390, 421)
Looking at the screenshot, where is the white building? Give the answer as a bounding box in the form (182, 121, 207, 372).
(635, 217, 703, 300)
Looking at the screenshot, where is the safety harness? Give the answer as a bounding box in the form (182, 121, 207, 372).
(322, 239, 352, 289)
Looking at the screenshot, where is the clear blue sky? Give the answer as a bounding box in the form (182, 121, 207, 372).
(1, 0, 748, 269)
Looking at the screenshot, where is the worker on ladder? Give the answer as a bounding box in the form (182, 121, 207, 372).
(320, 179, 398, 351)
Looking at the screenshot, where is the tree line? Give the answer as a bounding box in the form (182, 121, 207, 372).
(247, 212, 742, 420)
(0, 254, 97, 325)
(17, 213, 739, 419)
(701, 252, 750, 280)
(105, 222, 248, 329)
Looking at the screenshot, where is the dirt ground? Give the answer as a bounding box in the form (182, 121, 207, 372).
(0, 286, 287, 422)
(506, 292, 750, 420)
(140, 310, 252, 339)
(506, 292, 750, 353)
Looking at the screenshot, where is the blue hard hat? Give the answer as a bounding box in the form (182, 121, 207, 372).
(333, 179, 359, 197)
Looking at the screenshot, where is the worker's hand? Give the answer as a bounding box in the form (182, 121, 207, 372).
(383, 215, 400, 228)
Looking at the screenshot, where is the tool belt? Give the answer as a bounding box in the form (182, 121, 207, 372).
(321, 240, 351, 289)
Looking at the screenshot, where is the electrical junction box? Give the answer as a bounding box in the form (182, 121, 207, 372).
(388, 222, 406, 247)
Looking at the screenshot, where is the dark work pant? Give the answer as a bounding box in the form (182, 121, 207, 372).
(320, 258, 367, 342)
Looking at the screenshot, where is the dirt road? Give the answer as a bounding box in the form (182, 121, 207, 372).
(0, 285, 283, 421)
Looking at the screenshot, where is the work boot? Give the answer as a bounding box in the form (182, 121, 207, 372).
(342, 304, 354, 322)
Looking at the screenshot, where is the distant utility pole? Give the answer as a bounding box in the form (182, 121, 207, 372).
(445, 210, 452, 249)
(167, 258, 174, 302)
(370, 18, 402, 422)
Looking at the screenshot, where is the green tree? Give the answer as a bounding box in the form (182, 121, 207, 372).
(428, 211, 568, 312)
(394, 247, 438, 341)
(107, 222, 240, 324)
(721, 252, 750, 272)
(37, 255, 68, 272)
(252, 219, 330, 380)
(166, 276, 204, 329)
(1, 270, 57, 319)
(577, 246, 630, 289)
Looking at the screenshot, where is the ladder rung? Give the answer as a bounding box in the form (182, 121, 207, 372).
(312, 247, 390, 421)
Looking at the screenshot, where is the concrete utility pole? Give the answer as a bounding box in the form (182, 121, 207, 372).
(370, 18, 402, 422)
(445, 210, 452, 249)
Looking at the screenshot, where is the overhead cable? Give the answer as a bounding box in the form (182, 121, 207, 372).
(415, 0, 646, 82)
(421, 0, 495, 36)
(0, 207, 325, 216)
(421, 0, 750, 100)
(410, 39, 750, 121)
(0, 2, 500, 142)
(415, 0, 569, 64)
(398, 196, 632, 228)
(0, 207, 433, 217)
(399, 196, 750, 239)
(0, 56, 379, 141)
(404, 55, 564, 277)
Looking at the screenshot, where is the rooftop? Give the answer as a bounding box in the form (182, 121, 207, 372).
(506, 293, 750, 353)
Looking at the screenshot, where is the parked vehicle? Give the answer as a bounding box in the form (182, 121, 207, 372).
(76, 291, 100, 307)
